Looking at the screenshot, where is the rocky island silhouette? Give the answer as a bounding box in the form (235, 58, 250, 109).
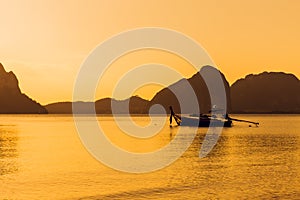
(0, 63, 299, 114)
(0, 63, 47, 114)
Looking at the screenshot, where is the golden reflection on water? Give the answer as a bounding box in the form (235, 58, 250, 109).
(0, 115, 299, 199)
(0, 125, 18, 175)
(99, 116, 177, 152)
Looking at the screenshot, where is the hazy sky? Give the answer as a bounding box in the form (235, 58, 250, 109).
(1, 0, 300, 104)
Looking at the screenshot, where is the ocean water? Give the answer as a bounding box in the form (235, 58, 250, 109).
(0, 115, 299, 199)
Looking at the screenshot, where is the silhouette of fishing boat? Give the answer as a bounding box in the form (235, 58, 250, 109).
(169, 106, 259, 127)
(180, 115, 232, 127)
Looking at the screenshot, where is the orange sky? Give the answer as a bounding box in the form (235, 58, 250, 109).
(1, 0, 300, 104)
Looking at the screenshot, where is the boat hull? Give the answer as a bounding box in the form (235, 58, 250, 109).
(180, 116, 232, 127)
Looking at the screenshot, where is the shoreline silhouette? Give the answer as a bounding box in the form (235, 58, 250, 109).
(0, 63, 299, 114)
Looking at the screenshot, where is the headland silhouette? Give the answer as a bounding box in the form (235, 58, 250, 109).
(0, 63, 299, 114)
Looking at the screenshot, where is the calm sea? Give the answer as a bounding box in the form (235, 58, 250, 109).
(0, 115, 299, 199)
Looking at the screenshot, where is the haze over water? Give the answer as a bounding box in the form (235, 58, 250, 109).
(0, 115, 299, 199)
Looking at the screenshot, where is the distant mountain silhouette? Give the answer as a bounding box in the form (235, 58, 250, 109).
(149, 66, 231, 114)
(45, 101, 93, 114)
(45, 96, 149, 114)
(231, 72, 300, 113)
(3, 62, 299, 114)
(0, 63, 47, 114)
(43, 66, 300, 114)
(97, 96, 149, 114)
(45, 66, 231, 114)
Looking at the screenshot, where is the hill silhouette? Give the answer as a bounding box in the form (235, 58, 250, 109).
(3, 62, 298, 114)
(45, 67, 300, 114)
(46, 66, 231, 114)
(0, 63, 47, 114)
(45, 96, 149, 114)
(149, 66, 231, 114)
(97, 96, 149, 114)
(231, 72, 300, 113)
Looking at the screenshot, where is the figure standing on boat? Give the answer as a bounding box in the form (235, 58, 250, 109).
(169, 106, 181, 126)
